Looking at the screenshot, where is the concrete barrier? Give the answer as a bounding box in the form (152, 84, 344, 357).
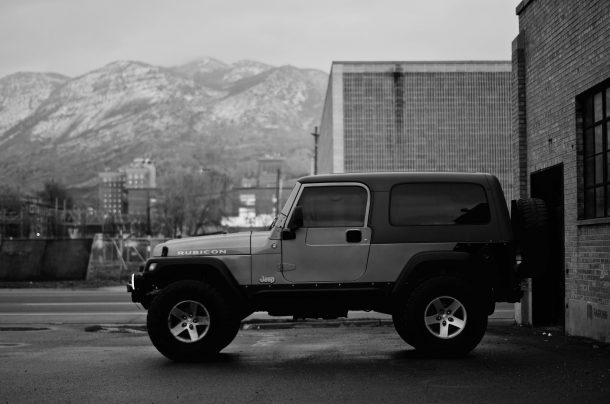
(42, 239, 93, 280)
(0, 240, 46, 281)
(0, 239, 93, 281)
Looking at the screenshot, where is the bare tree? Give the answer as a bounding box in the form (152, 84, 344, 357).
(155, 169, 230, 238)
(37, 179, 73, 209)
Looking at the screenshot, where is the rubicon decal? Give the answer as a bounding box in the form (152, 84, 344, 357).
(176, 249, 228, 256)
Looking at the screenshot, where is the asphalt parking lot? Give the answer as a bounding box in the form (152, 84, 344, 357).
(1, 320, 608, 403)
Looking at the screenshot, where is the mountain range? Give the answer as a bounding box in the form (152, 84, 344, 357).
(0, 57, 328, 203)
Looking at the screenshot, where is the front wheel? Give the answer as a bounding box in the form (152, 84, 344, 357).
(392, 276, 488, 356)
(146, 280, 240, 361)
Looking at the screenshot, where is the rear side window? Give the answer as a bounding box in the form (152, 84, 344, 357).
(297, 186, 367, 227)
(390, 183, 490, 226)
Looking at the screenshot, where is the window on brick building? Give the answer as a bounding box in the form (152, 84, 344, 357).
(582, 82, 610, 219)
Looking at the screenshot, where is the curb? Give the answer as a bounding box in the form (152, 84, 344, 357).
(241, 318, 394, 330)
(81, 319, 395, 333)
(241, 317, 514, 330)
(83, 318, 514, 333)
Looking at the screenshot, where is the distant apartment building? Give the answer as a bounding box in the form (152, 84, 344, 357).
(318, 61, 513, 201)
(99, 171, 126, 215)
(124, 158, 157, 189)
(124, 158, 156, 217)
(98, 158, 156, 217)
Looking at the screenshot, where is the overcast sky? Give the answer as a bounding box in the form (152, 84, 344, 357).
(0, 0, 519, 78)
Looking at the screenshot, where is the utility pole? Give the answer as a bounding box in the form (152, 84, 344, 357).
(311, 126, 320, 175)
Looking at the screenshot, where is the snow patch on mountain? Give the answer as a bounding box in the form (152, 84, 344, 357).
(0, 72, 68, 140)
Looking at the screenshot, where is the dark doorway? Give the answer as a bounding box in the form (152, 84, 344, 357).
(530, 164, 565, 327)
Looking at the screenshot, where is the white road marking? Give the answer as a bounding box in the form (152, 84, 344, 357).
(253, 333, 284, 347)
(0, 312, 145, 316)
(21, 302, 131, 306)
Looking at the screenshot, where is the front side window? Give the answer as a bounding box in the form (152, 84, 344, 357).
(390, 183, 490, 226)
(295, 185, 368, 228)
(582, 83, 610, 219)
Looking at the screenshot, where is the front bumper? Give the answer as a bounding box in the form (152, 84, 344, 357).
(126, 273, 152, 305)
(126, 273, 137, 293)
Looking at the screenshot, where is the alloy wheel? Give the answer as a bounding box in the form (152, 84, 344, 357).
(167, 300, 210, 343)
(423, 296, 467, 339)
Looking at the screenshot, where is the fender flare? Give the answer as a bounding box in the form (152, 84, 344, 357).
(147, 257, 246, 304)
(392, 250, 471, 296)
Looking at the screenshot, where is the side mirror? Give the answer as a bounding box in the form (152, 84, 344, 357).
(289, 206, 304, 229)
(282, 228, 296, 240)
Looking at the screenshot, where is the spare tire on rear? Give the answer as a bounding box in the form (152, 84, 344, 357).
(511, 198, 551, 278)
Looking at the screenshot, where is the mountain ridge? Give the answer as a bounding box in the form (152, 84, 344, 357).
(0, 58, 328, 202)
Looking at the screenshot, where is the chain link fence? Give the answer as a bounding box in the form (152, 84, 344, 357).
(87, 236, 167, 281)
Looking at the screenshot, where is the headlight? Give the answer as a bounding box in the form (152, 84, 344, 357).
(147, 263, 158, 272)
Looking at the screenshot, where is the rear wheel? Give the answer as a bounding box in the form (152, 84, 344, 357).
(147, 280, 240, 361)
(393, 276, 487, 356)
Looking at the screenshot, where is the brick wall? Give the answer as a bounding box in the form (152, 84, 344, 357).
(511, 33, 528, 198)
(515, 0, 610, 340)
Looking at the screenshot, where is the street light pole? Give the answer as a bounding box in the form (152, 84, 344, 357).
(311, 126, 320, 175)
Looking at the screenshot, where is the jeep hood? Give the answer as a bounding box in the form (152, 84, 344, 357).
(153, 232, 253, 257)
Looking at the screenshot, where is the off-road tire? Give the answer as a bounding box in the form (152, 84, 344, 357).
(512, 198, 551, 278)
(392, 276, 487, 356)
(146, 280, 240, 362)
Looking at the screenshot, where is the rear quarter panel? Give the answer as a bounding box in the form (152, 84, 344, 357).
(364, 174, 512, 282)
(363, 243, 458, 282)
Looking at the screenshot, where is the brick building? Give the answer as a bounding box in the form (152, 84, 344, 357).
(124, 158, 156, 217)
(513, 0, 609, 341)
(319, 61, 513, 201)
(98, 158, 156, 217)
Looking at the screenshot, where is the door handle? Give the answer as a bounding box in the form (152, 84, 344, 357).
(278, 263, 297, 272)
(346, 229, 362, 243)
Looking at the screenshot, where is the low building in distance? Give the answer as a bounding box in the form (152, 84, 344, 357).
(222, 156, 294, 230)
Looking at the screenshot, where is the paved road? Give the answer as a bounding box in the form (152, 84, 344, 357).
(0, 287, 515, 324)
(0, 323, 608, 403)
(0, 287, 145, 324)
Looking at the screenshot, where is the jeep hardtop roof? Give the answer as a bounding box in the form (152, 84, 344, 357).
(297, 172, 496, 191)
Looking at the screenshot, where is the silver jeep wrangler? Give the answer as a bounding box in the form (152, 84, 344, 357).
(128, 172, 548, 361)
